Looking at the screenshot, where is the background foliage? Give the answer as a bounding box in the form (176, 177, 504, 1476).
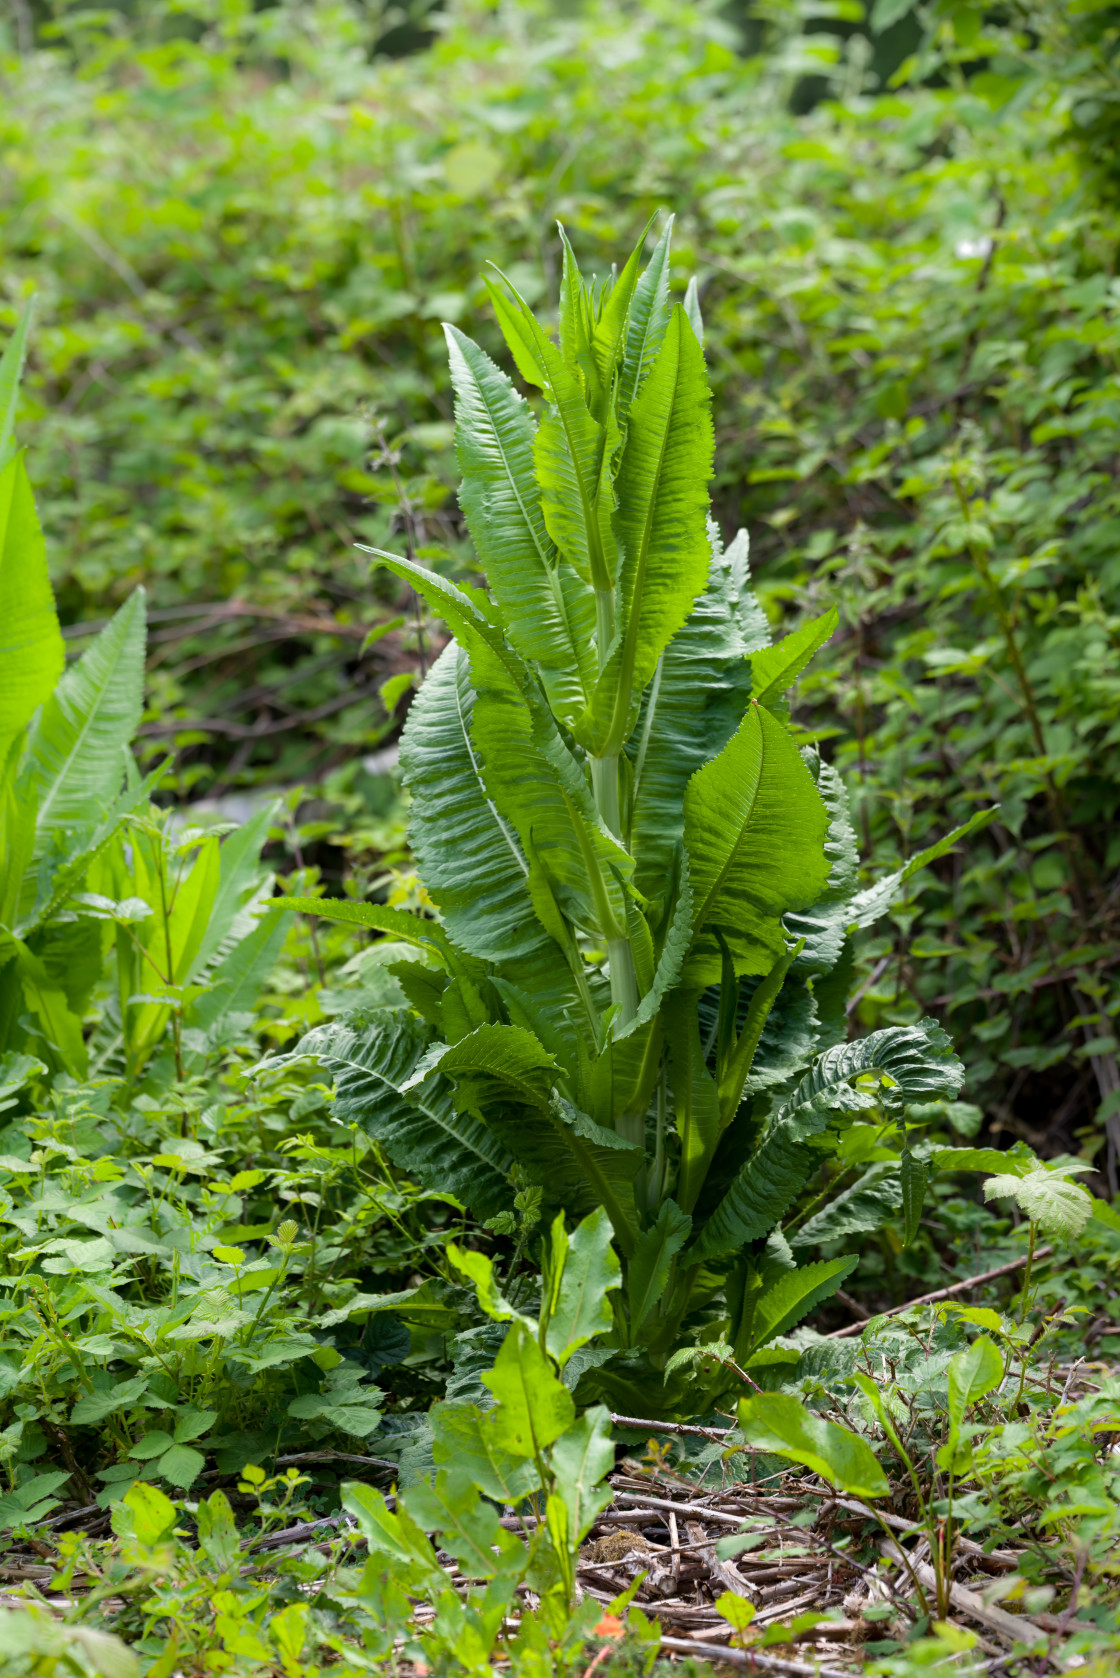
(5, 2, 1120, 1672)
(7, 0, 1120, 1171)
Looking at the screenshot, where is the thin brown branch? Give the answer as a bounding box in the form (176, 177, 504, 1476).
(826, 1246, 1054, 1338)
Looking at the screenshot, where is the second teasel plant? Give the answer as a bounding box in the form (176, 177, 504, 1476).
(279, 221, 983, 1409)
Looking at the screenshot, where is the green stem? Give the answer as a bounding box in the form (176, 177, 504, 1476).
(595, 587, 615, 670)
(607, 938, 639, 1026)
(1017, 1220, 1037, 1324)
(590, 754, 621, 836)
(589, 752, 638, 1023)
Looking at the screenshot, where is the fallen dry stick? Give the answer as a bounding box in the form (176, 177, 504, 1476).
(827, 1247, 1054, 1337)
(658, 1636, 851, 1677)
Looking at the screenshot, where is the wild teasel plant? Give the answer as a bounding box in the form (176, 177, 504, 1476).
(281, 222, 986, 1408)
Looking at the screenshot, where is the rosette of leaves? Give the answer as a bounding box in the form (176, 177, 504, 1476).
(279, 223, 972, 1407)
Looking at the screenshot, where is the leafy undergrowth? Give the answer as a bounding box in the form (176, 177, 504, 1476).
(4, 1263, 1120, 1677)
(3, 1036, 1120, 1678)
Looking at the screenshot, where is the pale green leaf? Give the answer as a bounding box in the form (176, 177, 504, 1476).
(483, 1322, 575, 1457)
(0, 454, 64, 752)
(749, 608, 838, 710)
(545, 1205, 621, 1366)
(982, 1167, 1092, 1242)
(737, 1392, 889, 1499)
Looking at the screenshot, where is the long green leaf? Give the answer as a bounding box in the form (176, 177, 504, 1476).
(694, 1020, 963, 1262)
(398, 642, 550, 965)
(848, 806, 999, 932)
(627, 530, 757, 899)
(666, 988, 721, 1214)
(784, 757, 860, 975)
(545, 1205, 620, 1366)
(483, 1322, 575, 1457)
(627, 1199, 691, 1336)
(433, 1021, 559, 1113)
(689, 1127, 815, 1265)
(445, 326, 595, 723)
(274, 894, 452, 961)
(483, 1093, 641, 1254)
(0, 454, 64, 756)
(22, 589, 146, 860)
(368, 551, 632, 940)
(748, 1255, 859, 1349)
(429, 1401, 542, 1504)
(0, 299, 34, 471)
(488, 270, 614, 592)
(586, 308, 714, 755)
(550, 1405, 615, 1540)
(737, 1392, 889, 1500)
(618, 217, 674, 417)
(682, 702, 830, 985)
(749, 608, 838, 712)
(789, 1163, 902, 1249)
(284, 1015, 514, 1219)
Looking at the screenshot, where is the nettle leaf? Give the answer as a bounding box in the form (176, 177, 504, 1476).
(737, 1392, 889, 1500)
(982, 1166, 1093, 1242)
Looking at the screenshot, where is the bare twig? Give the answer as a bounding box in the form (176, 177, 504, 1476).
(609, 1412, 733, 1441)
(658, 1636, 851, 1677)
(827, 1246, 1054, 1337)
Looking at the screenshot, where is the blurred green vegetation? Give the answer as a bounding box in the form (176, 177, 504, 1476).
(4, 0, 1120, 1162)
